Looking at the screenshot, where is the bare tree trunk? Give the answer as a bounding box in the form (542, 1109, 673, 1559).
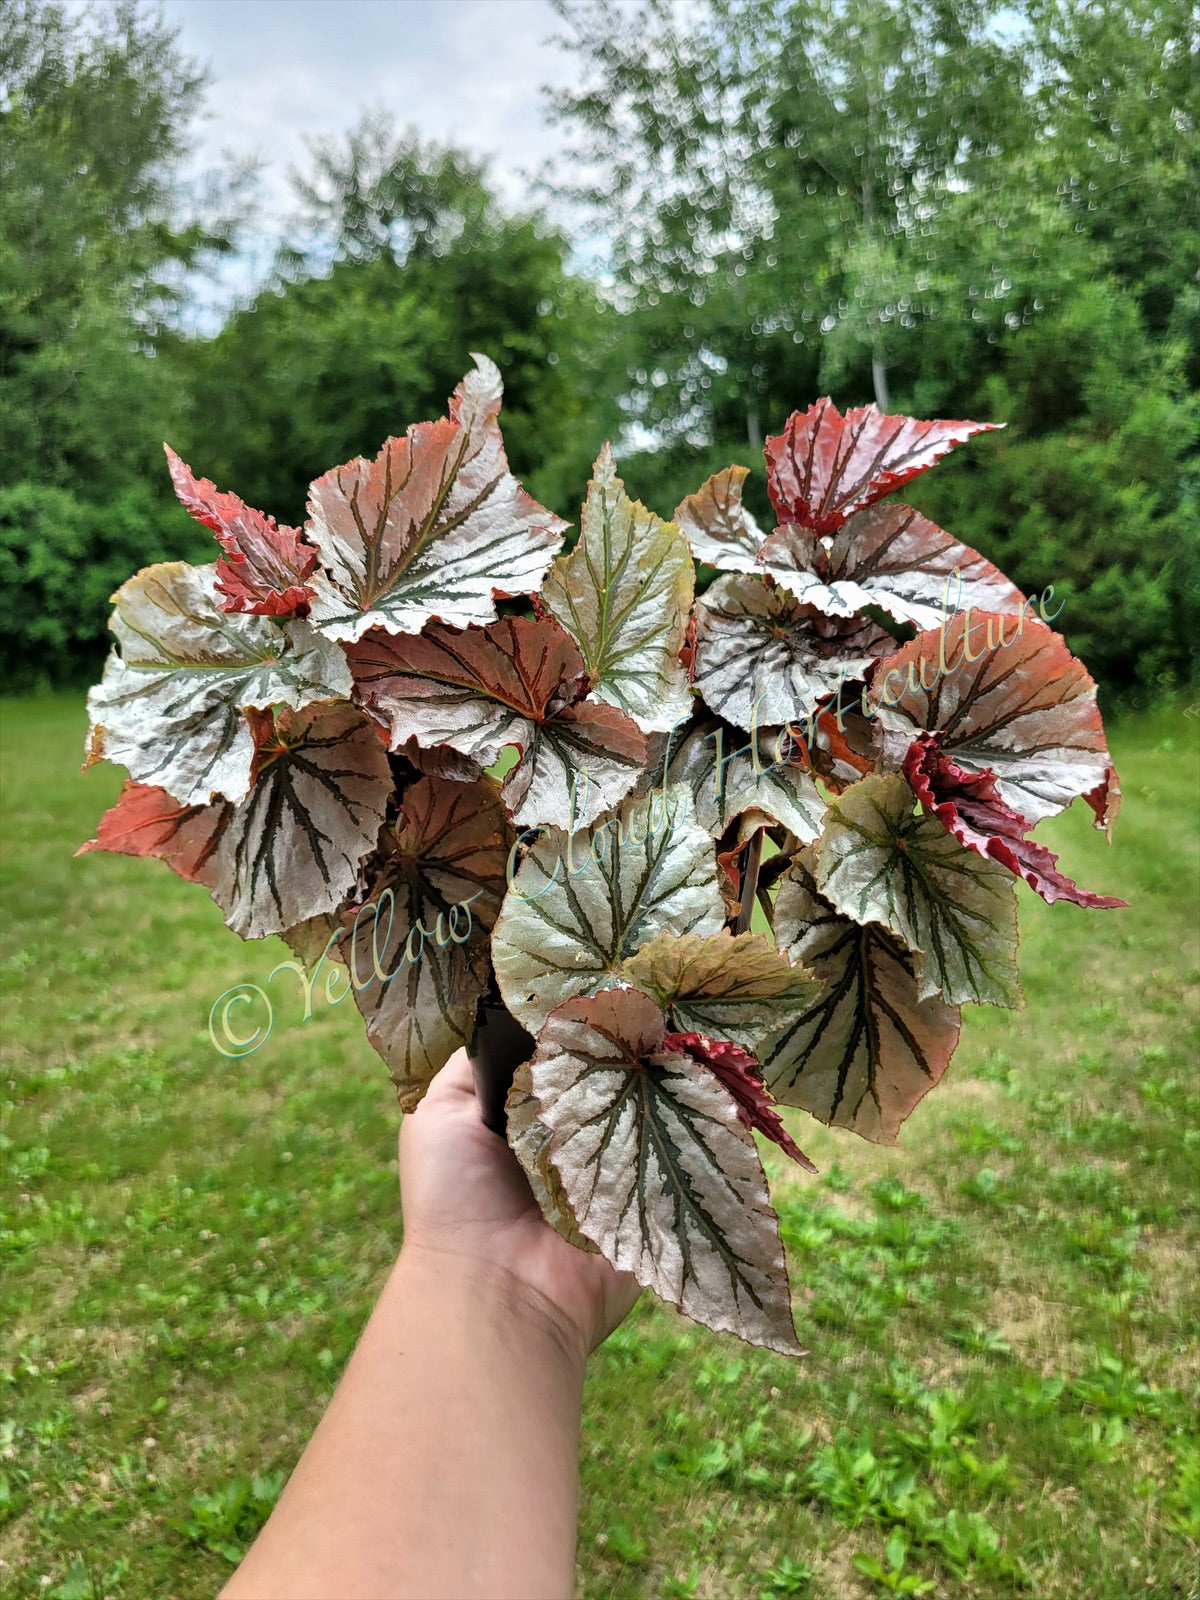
(871, 350, 891, 410)
(864, 60, 891, 413)
(746, 405, 762, 455)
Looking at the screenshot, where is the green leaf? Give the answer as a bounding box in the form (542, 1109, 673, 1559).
(814, 774, 1021, 1008)
(621, 928, 820, 1051)
(84, 562, 351, 805)
(528, 988, 801, 1353)
(491, 784, 724, 1035)
(542, 445, 694, 732)
(344, 775, 511, 1110)
(762, 849, 962, 1144)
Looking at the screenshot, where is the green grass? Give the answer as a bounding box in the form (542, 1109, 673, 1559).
(2, 694, 1198, 1600)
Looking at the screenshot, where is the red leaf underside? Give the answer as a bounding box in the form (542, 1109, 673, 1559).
(664, 1031, 816, 1171)
(904, 735, 1126, 910)
(76, 780, 231, 886)
(164, 445, 318, 616)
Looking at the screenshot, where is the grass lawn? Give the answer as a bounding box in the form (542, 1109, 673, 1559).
(2, 693, 1198, 1600)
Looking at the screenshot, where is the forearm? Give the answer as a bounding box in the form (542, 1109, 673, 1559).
(222, 1246, 587, 1600)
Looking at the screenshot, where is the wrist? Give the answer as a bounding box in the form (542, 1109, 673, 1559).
(393, 1241, 592, 1375)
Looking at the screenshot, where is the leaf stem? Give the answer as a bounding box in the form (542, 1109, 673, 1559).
(734, 827, 764, 937)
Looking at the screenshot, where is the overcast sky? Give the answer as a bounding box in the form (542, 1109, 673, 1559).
(150, 0, 588, 320)
(163, 0, 574, 216)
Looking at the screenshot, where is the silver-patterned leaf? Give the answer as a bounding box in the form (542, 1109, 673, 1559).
(764, 399, 998, 536)
(758, 502, 1026, 629)
(84, 562, 352, 806)
(528, 989, 801, 1353)
(814, 773, 1021, 1008)
(347, 616, 647, 829)
(673, 465, 765, 572)
(692, 573, 890, 732)
(209, 701, 392, 939)
(491, 784, 725, 1034)
(505, 1069, 596, 1251)
(621, 928, 821, 1051)
(345, 775, 511, 1110)
(868, 613, 1118, 828)
(667, 722, 824, 842)
(763, 849, 962, 1144)
(542, 446, 694, 733)
(304, 356, 567, 642)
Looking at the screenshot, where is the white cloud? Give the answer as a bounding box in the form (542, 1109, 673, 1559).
(161, 0, 572, 224)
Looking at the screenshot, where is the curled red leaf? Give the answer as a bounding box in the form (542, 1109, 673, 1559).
(904, 735, 1127, 910)
(664, 1031, 817, 1171)
(164, 445, 318, 617)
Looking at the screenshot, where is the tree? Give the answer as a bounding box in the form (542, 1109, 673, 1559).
(177, 115, 619, 527)
(546, 0, 1199, 693)
(0, 0, 233, 494)
(1023, 0, 1199, 358)
(0, 0, 246, 684)
(547, 0, 1028, 427)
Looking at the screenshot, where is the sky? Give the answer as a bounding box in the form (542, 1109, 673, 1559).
(150, 0, 588, 320)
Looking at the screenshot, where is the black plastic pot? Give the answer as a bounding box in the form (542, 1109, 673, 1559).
(470, 1001, 536, 1137)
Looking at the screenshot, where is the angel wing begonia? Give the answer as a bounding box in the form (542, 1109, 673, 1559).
(541, 446, 694, 733)
(815, 772, 1022, 1009)
(869, 613, 1120, 830)
(519, 988, 802, 1353)
(83, 562, 352, 807)
(344, 775, 512, 1109)
(491, 785, 725, 1035)
(674, 465, 766, 571)
(692, 573, 891, 731)
(903, 735, 1126, 909)
(763, 848, 962, 1145)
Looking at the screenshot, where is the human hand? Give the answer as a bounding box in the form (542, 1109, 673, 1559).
(398, 1049, 641, 1364)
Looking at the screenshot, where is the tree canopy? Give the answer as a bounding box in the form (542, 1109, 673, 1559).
(2, 0, 1196, 696)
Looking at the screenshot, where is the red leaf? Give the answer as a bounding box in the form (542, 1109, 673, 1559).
(764, 400, 999, 537)
(904, 735, 1127, 910)
(165, 444, 318, 617)
(346, 615, 646, 828)
(868, 612, 1120, 829)
(76, 780, 231, 885)
(664, 1031, 817, 1171)
(679, 613, 698, 680)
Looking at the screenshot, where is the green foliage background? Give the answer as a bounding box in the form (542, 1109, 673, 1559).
(1, 0, 1196, 698)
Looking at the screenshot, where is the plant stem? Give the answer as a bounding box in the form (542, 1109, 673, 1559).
(734, 827, 764, 936)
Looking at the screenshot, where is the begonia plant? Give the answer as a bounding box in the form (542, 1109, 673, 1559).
(80, 356, 1125, 1353)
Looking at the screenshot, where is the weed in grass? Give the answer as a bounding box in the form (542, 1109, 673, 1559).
(170, 1471, 284, 1564)
(596, 1520, 648, 1564)
(852, 1529, 935, 1594)
(758, 1552, 816, 1595)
